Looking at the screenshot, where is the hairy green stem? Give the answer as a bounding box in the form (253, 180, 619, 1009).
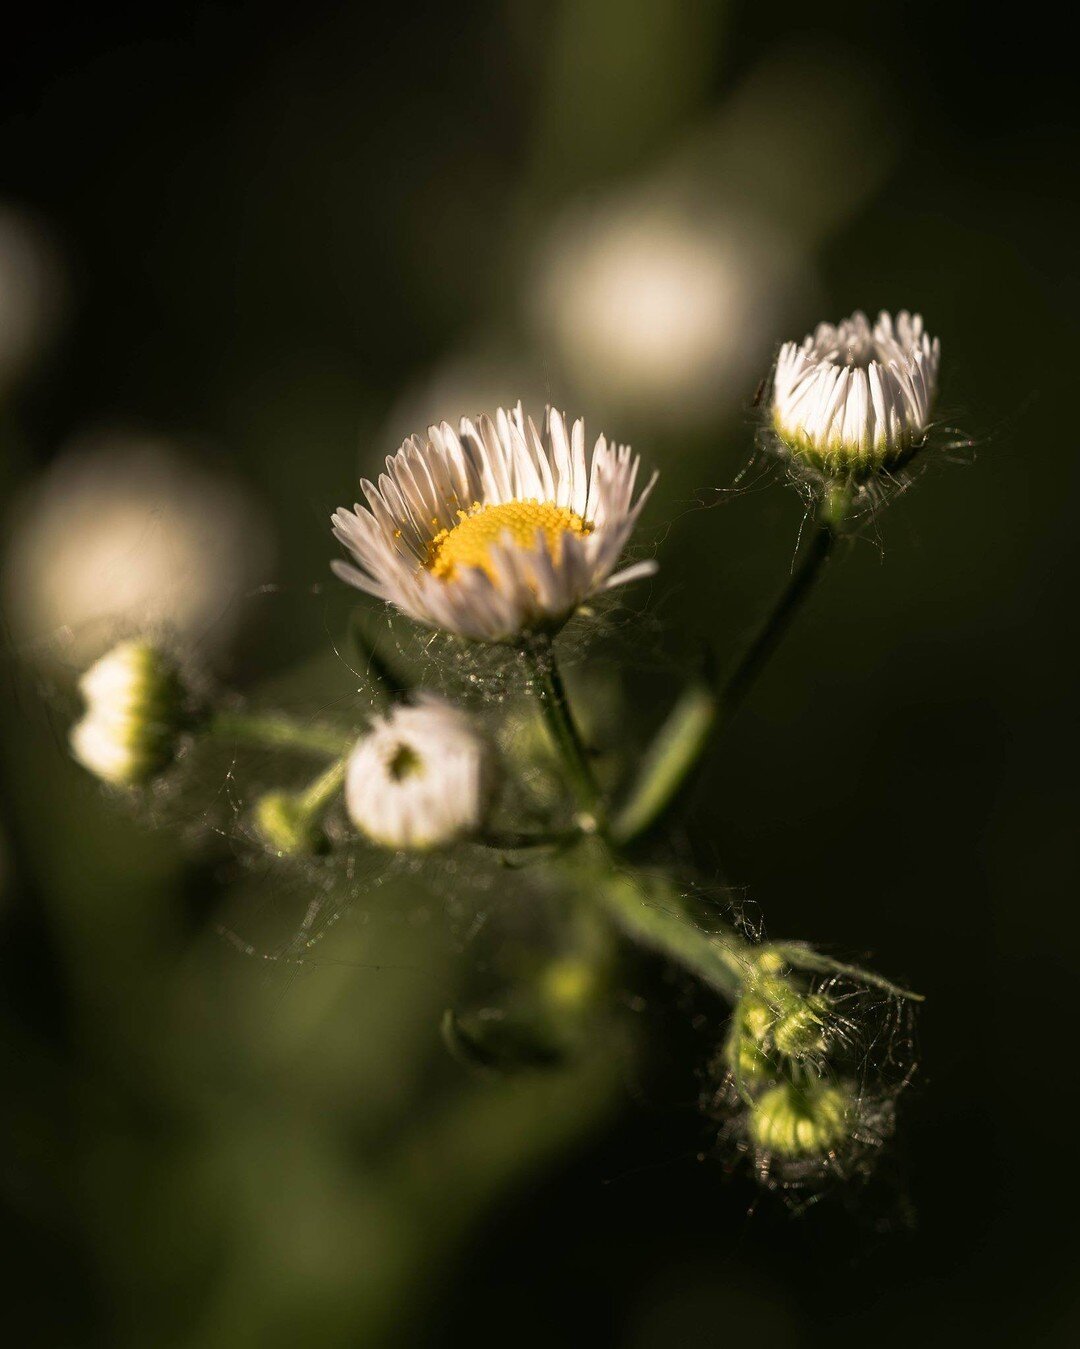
(209, 709, 352, 758)
(587, 859, 751, 1001)
(614, 494, 851, 845)
(522, 640, 606, 831)
(297, 755, 348, 815)
(719, 512, 842, 728)
(611, 681, 716, 844)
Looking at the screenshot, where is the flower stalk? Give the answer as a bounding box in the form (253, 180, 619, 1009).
(208, 709, 352, 758)
(614, 489, 851, 845)
(585, 859, 749, 1001)
(522, 639, 606, 834)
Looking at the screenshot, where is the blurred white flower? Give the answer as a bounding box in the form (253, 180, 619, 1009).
(2, 432, 274, 662)
(532, 194, 793, 426)
(69, 639, 192, 787)
(0, 204, 65, 391)
(345, 698, 498, 849)
(332, 403, 656, 644)
(772, 310, 940, 472)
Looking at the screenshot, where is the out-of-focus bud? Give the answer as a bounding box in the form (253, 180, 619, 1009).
(345, 698, 499, 850)
(539, 955, 601, 1013)
(749, 1081, 853, 1158)
(252, 791, 328, 858)
(69, 640, 194, 787)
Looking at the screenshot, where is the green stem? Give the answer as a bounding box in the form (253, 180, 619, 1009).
(587, 855, 751, 1001)
(522, 640, 605, 831)
(719, 509, 843, 728)
(770, 942, 924, 1001)
(209, 709, 352, 758)
(297, 756, 348, 815)
(612, 681, 716, 845)
(614, 493, 851, 845)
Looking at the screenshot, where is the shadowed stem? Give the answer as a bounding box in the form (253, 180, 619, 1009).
(296, 756, 348, 815)
(522, 638, 606, 833)
(613, 489, 852, 845)
(720, 502, 845, 728)
(587, 860, 750, 1001)
(209, 709, 352, 758)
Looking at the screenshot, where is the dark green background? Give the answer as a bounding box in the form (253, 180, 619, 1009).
(2, 3, 1076, 1345)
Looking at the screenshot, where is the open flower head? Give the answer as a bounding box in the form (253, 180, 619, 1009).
(345, 698, 498, 850)
(331, 404, 657, 643)
(772, 310, 940, 474)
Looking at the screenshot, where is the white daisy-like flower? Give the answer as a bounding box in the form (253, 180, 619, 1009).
(772, 311, 940, 473)
(331, 404, 657, 644)
(69, 639, 191, 787)
(345, 699, 498, 850)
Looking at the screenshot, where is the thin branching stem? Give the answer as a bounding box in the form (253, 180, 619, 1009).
(522, 638, 606, 833)
(614, 490, 852, 845)
(208, 709, 353, 758)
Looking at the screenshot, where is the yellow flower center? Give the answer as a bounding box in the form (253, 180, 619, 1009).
(426, 500, 592, 582)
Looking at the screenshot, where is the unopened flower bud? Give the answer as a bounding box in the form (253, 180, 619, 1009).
(734, 977, 831, 1065)
(252, 791, 327, 857)
(540, 955, 601, 1012)
(772, 992, 831, 1059)
(772, 310, 939, 476)
(69, 639, 192, 786)
(749, 1081, 853, 1158)
(345, 697, 498, 849)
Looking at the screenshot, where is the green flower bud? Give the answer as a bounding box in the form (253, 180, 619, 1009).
(253, 791, 328, 857)
(69, 640, 192, 786)
(749, 1081, 853, 1158)
(727, 1032, 773, 1084)
(733, 976, 832, 1066)
(539, 955, 601, 1012)
(772, 993, 831, 1059)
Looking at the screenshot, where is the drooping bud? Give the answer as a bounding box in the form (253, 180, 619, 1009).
(749, 1081, 853, 1158)
(69, 639, 193, 786)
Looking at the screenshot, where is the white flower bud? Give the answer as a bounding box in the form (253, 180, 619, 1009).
(345, 698, 498, 849)
(69, 640, 192, 786)
(772, 310, 939, 474)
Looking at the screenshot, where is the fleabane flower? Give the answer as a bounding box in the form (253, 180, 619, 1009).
(345, 698, 498, 850)
(772, 310, 940, 474)
(331, 404, 657, 643)
(69, 639, 192, 786)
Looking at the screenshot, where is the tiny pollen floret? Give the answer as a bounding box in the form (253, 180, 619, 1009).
(69, 639, 190, 787)
(344, 697, 499, 850)
(331, 403, 658, 643)
(771, 310, 940, 474)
